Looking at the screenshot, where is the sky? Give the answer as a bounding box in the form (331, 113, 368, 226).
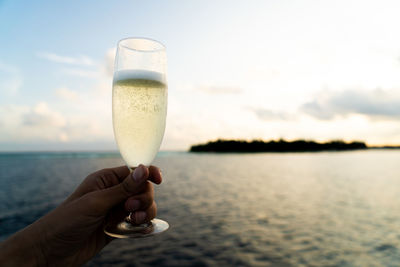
(1, 0, 400, 151)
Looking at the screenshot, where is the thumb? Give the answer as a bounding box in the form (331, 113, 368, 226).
(92, 164, 149, 211)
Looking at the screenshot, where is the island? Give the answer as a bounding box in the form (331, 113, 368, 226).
(190, 139, 368, 153)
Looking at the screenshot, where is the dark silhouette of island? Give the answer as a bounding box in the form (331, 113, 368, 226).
(190, 139, 369, 153)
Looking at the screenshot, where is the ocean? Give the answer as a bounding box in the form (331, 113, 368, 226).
(1, 150, 400, 266)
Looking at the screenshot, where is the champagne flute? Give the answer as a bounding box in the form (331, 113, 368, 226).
(104, 37, 169, 238)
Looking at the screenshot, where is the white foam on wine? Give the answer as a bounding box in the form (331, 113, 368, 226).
(114, 69, 166, 84)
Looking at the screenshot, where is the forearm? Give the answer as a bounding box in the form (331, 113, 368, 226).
(0, 223, 46, 267)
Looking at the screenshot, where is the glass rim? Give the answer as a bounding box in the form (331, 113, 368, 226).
(118, 37, 166, 53)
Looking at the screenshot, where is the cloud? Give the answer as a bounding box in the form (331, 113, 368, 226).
(0, 48, 120, 150)
(0, 101, 113, 146)
(301, 89, 400, 120)
(104, 47, 116, 76)
(55, 48, 116, 79)
(248, 107, 296, 121)
(61, 68, 99, 78)
(36, 52, 94, 66)
(23, 102, 66, 127)
(0, 62, 23, 95)
(197, 85, 242, 94)
(0, 102, 70, 143)
(56, 87, 79, 102)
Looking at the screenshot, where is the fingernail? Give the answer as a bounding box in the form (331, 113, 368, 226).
(129, 200, 140, 211)
(132, 165, 145, 182)
(134, 211, 146, 224)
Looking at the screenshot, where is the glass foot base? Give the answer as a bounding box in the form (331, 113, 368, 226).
(104, 218, 169, 238)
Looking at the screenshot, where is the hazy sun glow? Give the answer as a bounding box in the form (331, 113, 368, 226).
(1, 0, 400, 151)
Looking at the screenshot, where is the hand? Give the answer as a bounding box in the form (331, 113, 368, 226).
(0, 164, 162, 266)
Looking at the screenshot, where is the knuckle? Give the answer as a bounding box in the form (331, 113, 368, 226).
(93, 168, 109, 176)
(95, 171, 120, 189)
(94, 175, 107, 189)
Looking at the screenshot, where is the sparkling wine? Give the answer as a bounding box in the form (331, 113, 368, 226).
(112, 70, 167, 167)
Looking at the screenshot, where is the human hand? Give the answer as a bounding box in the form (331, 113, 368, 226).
(0, 164, 162, 266)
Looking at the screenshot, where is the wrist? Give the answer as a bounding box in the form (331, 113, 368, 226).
(0, 222, 47, 267)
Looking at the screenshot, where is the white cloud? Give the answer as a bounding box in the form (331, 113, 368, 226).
(197, 85, 242, 94)
(23, 102, 66, 127)
(36, 52, 95, 66)
(0, 62, 23, 96)
(0, 103, 67, 143)
(0, 48, 118, 149)
(104, 47, 116, 76)
(301, 89, 400, 120)
(248, 107, 296, 121)
(56, 87, 79, 102)
(61, 68, 99, 78)
(0, 100, 113, 146)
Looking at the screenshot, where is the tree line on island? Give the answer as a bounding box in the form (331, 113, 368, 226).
(189, 139, 372, 153)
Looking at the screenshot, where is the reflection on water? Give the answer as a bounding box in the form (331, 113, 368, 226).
(1, 150, 400, 266)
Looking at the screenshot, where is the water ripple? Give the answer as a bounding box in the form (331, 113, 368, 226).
(1, 150, 400, 266)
